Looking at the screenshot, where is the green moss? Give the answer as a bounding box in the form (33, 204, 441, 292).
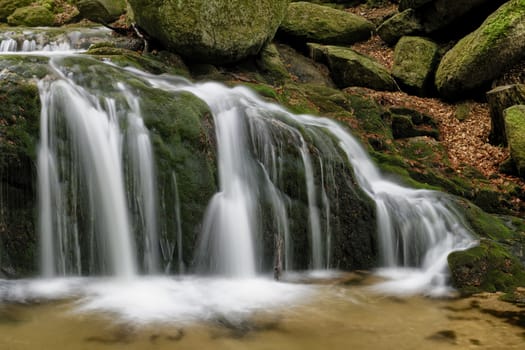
(128, 0, 289, 63)
(448, 239, 525, 294)
(0, 0, 32, 21)
(85, 48, 190, 77)
(504, 105, 525, 177)
(392, 36, 439, 96)
(346, 93, 392, 138)
(7, 5, 55, 27)
(435, 0, 525, 98)
(279, 1, 374, 45)
(310, 43, 397, 91)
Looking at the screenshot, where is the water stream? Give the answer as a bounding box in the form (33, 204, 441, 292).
(0, 28, 482, 336)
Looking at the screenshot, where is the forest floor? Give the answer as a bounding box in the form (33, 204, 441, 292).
(346, 3, 525, 212)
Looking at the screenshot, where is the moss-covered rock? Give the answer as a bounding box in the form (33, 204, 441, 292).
(435, 0, 525, 100)
(377, 9, 423, 46)
(127, 0, 290, 64)
(256, 44, 291, 85)
(504, 105, 525, 178)
(309, 43, 397, 91)
(76, 0, 126, 24)
(0, 0, 32, 22)
(278, 2, 374, 47)
(7, 5, 55, 27)
(392, 36, 439, 96)
(0, 70, 43, 276)
(448, 239, 525, 294)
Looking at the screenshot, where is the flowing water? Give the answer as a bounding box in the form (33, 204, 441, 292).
(0, 27, 500, 349)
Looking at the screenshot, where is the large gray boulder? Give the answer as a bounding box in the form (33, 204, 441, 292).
(127, 0, 290, 63)
(309, 43, 397, 91)
(279, 2, 374, 46)
(435, 0, 525, 99)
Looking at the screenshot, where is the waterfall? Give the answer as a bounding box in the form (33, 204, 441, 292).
(30, 52, 474, 293)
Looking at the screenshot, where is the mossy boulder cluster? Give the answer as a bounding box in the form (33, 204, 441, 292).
(127, 0, 290, 63)
(435, 0, 525, 99)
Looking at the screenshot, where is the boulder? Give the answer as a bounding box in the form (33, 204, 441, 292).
(127, 0, 290, 64)
(486, 84, 525, 145)
(309, 43, 397, 91)
(76, 0, 126, 24)
(377, 9, 423, 45)
(435, 0, 525, 100)
(392, 36, 439, 96)
(448, 239, 525, 294)
(504, 105, 525, 178)
(7, 5, 55, 27)
(278, 2, 374, 47)
(0, 0, 31, 22)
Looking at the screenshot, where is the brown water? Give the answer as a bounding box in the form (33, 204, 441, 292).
(0, 276, 523, 350)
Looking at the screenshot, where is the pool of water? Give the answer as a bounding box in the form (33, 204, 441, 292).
(0, 273, 523, 350)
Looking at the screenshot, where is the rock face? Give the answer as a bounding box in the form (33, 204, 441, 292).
(435, 0, 525, 100)
(505, 105, 525, 178)
(309, 43, 397, 91)
(127, 0, 290, 63)
(392, 36, 439, 96)
(278, 2, 374, 46)
(0, 58, 45, 276)
(76, 0, 126, 24)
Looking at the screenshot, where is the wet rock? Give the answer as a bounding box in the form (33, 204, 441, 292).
(448, 239, 525, 294)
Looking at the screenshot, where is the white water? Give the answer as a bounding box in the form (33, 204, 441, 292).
(0, 27, 112, 54)
(0, 39, 479, 324)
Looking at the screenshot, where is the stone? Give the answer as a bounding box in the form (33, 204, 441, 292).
(504, 105, 525, 178)
(486, 84, 525, 146)
(309, 43, 397, 91)
(435, 0, 525, 100)
(448, 239, 525, 294)
(0, 0, 32, 22)
(278, 2, 374, 46)
(127, 0, 290, 64)
(377, 9, 423, 45)
(7, 5, 55, 27)
(392, 36, 439, 96)
(76, 0, 126, 24)
(256, 44, 291, 85)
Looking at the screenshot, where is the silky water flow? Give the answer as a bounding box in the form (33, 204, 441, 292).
(0, 36, 476, 325)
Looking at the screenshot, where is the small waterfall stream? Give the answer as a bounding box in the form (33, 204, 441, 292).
(0, 29, 479, 324)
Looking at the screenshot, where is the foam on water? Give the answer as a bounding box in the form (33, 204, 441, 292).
(0, 277, 313, 325)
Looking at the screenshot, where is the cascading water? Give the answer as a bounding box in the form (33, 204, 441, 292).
(0, 32, 478, 324)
